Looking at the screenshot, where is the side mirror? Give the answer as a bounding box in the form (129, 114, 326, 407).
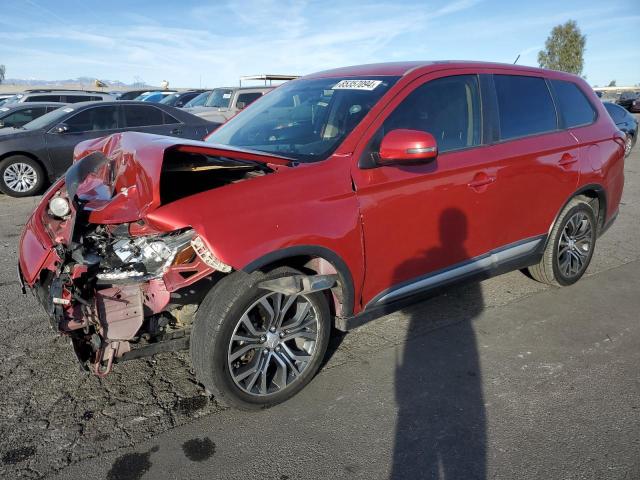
(176, 100, 185, 107)
(236, 101, 246, 110)
(54, 123, 69, 134)
(378, 129, 438, 165)
(0, 121, 5, 128)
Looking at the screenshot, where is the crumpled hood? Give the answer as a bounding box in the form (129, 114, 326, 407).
(69, 131, 291, 225)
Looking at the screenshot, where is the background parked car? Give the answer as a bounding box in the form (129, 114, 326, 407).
(604, 102, 638, 157)
(0, 102, 65, 129)
(185, 86, 271, 123)
(183, 90, 212, 108)
(133, 91, 177, 103)
(0, 101, 219, 196)
(617, 92, 640, 113)
(0, 94, 19, 107)
(116, 89, 153, 100)
(2, 89, 115, 104)
(160, 90, 206, 108)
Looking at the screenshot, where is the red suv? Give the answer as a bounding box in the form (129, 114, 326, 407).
(18, 62, 625, 409)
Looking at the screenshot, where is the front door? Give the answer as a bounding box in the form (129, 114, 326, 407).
(351, 72, 503, 308)
(45, 105, 122, 176)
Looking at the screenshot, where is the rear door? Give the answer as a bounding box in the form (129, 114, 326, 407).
(44, 104, 123, 176)
(482, 73, 580, 247)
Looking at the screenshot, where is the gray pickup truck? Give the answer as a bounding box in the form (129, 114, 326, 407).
(184, 87, 272, 123)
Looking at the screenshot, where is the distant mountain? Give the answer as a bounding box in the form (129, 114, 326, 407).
(3, 77, 156, 89)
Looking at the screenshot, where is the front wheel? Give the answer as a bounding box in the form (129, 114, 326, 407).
(191, 267, 331, 410)
(0, 155, 45, 197)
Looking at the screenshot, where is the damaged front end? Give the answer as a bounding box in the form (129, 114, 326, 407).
(18, 132, 285, 376)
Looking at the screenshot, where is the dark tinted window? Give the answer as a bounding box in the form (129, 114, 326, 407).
(604, 103, 625, 123)
(162, 111, 180, 124)
(236, 92, 263, 108)
(124, 105, 164, 127)
(551, 80, 596, 127)
(494, 75, 557, 140)
(26, 95, 61, 102)
(0, 107, 47, 127)
(382, 74, 481, 153)
(65, 106, 119, 132)
(65, 95, 94, 103)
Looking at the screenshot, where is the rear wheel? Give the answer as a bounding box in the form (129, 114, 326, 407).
(526, 197, 597, 286)
(191, 267, 331, 410)
(0, 155, 45, 197)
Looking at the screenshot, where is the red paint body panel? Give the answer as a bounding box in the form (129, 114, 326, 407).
(18, 61, 625, 322)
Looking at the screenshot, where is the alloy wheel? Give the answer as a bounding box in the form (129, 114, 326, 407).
(227, 291, 320, 396)
(557, 211, 593, 278)
(3, 162, 38, 193)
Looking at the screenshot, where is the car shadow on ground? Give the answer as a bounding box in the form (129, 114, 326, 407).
(389, 208, 487, 479)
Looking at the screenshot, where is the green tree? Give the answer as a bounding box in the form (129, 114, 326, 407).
(608, 80, 616, 87)
(538, 20, 586, 75)
(0, 65, 5, 84)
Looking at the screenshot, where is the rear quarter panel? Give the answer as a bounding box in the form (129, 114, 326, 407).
(568, 78, 625, 222)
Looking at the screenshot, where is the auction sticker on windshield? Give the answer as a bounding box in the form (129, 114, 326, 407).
(332, 79, 382, 90)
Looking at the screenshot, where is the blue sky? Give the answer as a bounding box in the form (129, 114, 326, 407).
(0, 0, 638, 88)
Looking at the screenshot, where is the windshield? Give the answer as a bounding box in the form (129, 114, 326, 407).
(185, 91, 210, 108)
(21, 106, 71, 130)
(205, 89, 233, 108)
(2, 94, 22, 105)
(205, 76, 399, 162)
(160, 93, 180, 105)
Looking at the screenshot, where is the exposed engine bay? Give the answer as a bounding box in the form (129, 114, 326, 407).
(20, 134, 287, 376)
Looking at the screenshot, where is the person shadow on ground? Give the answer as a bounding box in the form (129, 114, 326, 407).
(390, 208, 487, 479)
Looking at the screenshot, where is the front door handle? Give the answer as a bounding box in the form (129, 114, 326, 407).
(558, 153, 578, 167)
(468, 173, 496, 190)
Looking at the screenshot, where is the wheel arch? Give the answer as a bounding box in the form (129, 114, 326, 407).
(242, 245, 356, 318)
(548, 184, 607, 244)
(0, 151, 49, 176)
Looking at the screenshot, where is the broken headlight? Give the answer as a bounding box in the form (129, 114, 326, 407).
(97, 229, 195, 281)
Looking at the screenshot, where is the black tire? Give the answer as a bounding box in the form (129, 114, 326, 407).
(526, 197, 597, 286)
(191, 267, 331, 410)
(624, 134, 633, 158)
(0, 155, 45, 197)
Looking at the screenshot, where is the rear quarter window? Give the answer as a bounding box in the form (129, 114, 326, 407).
(551, 80, 596, 128)
(494, 75, 558, 140)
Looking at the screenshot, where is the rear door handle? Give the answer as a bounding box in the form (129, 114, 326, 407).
(558, 153, 578, 167)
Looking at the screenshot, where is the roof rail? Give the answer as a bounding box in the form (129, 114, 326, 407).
(239, 74, 299, 87)
(23, 89, 108, 94)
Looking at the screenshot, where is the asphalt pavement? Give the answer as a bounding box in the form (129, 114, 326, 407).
(1, 131, 639, 479)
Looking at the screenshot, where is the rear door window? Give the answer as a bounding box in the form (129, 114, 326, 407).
(2, 107, 47, 126)
(65, 106, 120, 132)
(381, 74, 482, 153)
(64, 95, 96, 103)
(123, 105, 165, 127)
(494, 75, 557, 140)
(551, 80, 596, 128)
